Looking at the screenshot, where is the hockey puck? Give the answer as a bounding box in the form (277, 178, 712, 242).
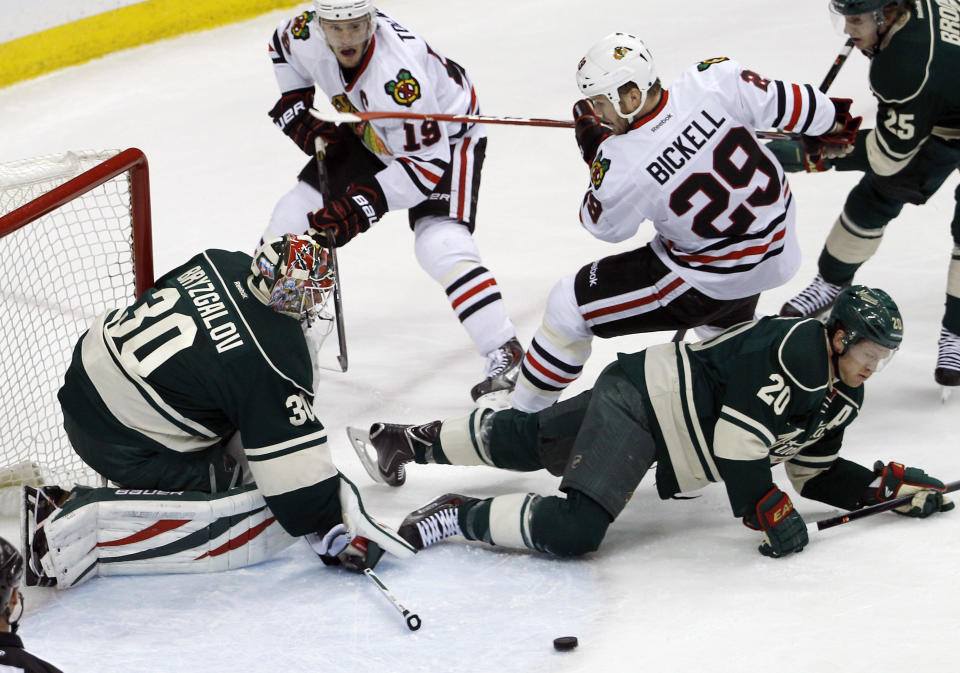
(553, 636, 578, 651)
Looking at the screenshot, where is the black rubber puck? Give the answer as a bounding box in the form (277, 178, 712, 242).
(553, 636, 578, 651)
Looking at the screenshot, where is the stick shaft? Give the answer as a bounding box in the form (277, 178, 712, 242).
(819, 38, 855, 93)
(814, 480, 960, 531)
(363, 568, 422, 631)
(314, 138, 348, 371)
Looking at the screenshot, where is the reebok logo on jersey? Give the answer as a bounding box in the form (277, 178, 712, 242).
(385, 69, 421, 107)
(590, 151, 611, 189)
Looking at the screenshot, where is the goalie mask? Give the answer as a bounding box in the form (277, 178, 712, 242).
(250, 235, 335, 325)
(576, 33, 658, 120)
(0, 536, 23, 631)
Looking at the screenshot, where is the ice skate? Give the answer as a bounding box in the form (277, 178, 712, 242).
(398, 493, 474, 550)
(470, 337, 523, 406)
(936, 327, 960, 401)
(356, 421, 440, 486)
(21, 485, 69, 587)
(780, 274, 849, 319)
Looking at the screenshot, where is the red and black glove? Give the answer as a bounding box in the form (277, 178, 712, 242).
(307, 179, 388, 248)
(800, 97, 862, 172)
(868, 461, 954, 518)
(268, 87, 341, 155)
(742, 486, 808, 558)
(573, 99, 612, 165)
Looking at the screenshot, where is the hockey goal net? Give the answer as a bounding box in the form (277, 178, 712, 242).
(0, 149, 153, 506)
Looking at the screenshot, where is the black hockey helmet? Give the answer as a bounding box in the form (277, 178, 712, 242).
(827, 285, 903, 350)
(0, 536, 24, 624)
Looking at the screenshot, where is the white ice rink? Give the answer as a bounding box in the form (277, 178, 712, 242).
(1, 1, 959, 671)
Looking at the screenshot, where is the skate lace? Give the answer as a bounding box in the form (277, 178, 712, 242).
(787, 275, 844, 317)
(938, 327, 960, 370)
(416, 507, 461, 547)
(484, 341, 520, 378)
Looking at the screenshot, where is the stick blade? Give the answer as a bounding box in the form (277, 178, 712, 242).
(346, 426, 388, 484)
(309, 107, 362, 124)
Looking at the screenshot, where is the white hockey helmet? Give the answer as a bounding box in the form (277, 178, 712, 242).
(250, 234, 336, 325)
(313, 0, 375, 22)
(576, 33, 658, 119)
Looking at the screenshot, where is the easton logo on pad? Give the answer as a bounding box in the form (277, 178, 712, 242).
(385, 69, 421, 107)
(591, 151, 611, 189)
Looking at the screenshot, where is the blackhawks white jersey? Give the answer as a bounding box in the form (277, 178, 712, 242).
(579, 58, 838, 300)
(269, 9, 483, 211)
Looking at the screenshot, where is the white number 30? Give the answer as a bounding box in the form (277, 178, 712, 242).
(757, 374, 791, 415)
(286, 394, 317, 426)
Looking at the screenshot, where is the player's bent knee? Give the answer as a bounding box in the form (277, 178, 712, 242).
(544, 275, 591, 340)
(532, 491, 612, 557)
(413, 216, 480, 280)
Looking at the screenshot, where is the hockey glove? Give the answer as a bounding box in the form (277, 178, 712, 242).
(868, 461, 955, 518)
(800, 98, 862, 171)
(743, 486, 808, 558)
(307, 179, 388, 248)
(268, 87, 341, 156)
(573, 99, 612, 164)
(305, 523, 385, 572)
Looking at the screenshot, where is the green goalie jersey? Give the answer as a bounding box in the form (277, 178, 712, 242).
(58, 249, 340, 536)
(618, 316, 876, 517)
(860, 0, 960, 176)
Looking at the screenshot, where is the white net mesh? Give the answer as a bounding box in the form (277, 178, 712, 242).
(0, 150, 140, 500)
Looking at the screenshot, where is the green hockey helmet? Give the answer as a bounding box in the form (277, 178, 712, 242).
(829, 0, 905, 14)
(827, 285, 903, 350)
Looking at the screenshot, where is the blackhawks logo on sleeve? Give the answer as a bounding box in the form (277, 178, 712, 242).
(385, 69, 421, 107)
(291, 11, 314, 40)
(591, 151, 611, 189)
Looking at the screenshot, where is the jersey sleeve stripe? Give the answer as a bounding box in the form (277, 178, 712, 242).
(245, 429, 327, 457)
(799, 84, 817, 134)
(269, 31, 287, 64)
(718, 405, 776, 446)
(783, 83, 804, 131)
(245, 435, 328, 462)
(773, 80, 787, 128)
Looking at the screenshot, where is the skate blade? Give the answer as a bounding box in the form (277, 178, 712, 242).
(345, 427, 388, 485)
(473, 389, 512, 411)
(942, 386, 954, 404)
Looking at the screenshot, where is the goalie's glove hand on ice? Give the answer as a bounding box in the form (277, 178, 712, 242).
(800, 97, 862, 171)
(307, 179, 388, 248)
(268, 87, 341, 155)
(306, 523, 385, 572)
(743, 486, 808, 558)
(868, 461, 955, 518)
(573, 99, 612, 164)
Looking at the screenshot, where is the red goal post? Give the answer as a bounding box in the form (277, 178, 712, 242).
(0, 148, 154, 500)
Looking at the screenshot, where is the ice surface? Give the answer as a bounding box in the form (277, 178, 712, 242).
(1, 1, 958, 671)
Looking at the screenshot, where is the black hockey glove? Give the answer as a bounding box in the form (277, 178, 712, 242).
(573, 99, 612, 165)
(307, 179, 388, 248)
(305, 523, 385, 572)
(268, 87, 341, 155)
(800, 97, 862, 171)
(742, 486, 808, 558)
(865, 461, 954, 518)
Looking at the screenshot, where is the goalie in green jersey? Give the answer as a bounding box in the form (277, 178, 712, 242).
(355, 286, 952, 560)
(21, 234, 414, 589)
(771, 0, 960, 391)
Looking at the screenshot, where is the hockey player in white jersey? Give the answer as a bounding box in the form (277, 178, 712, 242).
(264, 0, 521, 403)
(512, 33, 861, 412)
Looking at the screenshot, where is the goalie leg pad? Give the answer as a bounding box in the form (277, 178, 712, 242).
(42, 485, 297, 588)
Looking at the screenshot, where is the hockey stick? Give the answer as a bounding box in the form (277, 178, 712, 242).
(811, 480, 960, 531)
(669, 39, 855, 345)
(314, 138, 349, 371)
(363, 567, 422, 631)
(309, 108, 797, 140)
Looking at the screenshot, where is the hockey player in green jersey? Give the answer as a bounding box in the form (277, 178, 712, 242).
(22, 234, 413, 589)
(774, 0, 960, 390)
(356, 286, 952, 559)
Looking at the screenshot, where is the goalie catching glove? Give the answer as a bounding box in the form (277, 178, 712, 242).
(304, 474, 416, 571)
(866, 461, 955, 518)
(307, 179, 388, 248)
(799, 97, 862, 171)
(268, 87, 341, 156)
(742, 486, 808, 558)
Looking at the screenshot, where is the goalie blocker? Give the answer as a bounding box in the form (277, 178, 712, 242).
(21, 474, 414, 589)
